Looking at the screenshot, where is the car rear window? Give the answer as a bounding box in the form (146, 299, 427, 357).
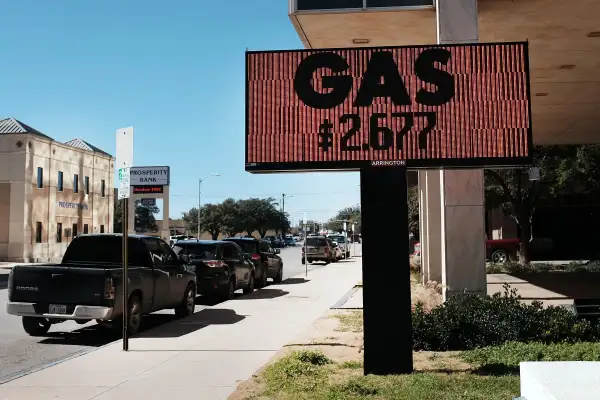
(329, 236, 346, 243)
(224, 239, 257, 254)
(172, 243, 219, 260)
(306, 237, 327, 246)
(62, 235, 149, 266)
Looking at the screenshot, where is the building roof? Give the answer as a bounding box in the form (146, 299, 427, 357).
(64, 138, 113, 158)
(0, 117, 54, 141)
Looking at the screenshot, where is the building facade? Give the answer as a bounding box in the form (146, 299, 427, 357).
(0, 118, 114, 262)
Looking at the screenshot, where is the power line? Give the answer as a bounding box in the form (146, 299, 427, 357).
(169, 190, 358, 199)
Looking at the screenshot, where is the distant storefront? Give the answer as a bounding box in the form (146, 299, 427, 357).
(0, 118, 114, 262)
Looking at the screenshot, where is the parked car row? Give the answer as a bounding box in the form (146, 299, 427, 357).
(5, 234, 284, 338)
(301, 235, 352, 264)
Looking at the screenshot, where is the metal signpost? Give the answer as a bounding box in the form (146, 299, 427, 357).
(352, 222, 356, 257)
(116, 127, 134, 352)
(245, 43, 533, 375)
(303, 213, 308, 276)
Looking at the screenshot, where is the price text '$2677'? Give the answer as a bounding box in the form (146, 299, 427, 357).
(317, 112, 437, 153)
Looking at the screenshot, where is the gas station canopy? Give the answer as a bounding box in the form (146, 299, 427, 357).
(289, 0, 600, 145)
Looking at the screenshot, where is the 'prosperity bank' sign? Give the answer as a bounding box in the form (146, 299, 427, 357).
(130, 166, 170, 186)
(245, 42, 533, 173)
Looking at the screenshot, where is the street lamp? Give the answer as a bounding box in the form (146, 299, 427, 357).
(198, 174, 220, 240)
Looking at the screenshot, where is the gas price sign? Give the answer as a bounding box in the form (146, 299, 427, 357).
(245, 42, 533, 172)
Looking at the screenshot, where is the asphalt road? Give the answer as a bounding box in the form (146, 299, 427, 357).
(0, 245, 332, 382)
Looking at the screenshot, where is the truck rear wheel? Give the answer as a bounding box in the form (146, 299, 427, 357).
(22, 317, 51, 337)
(175, 284, 196, 318)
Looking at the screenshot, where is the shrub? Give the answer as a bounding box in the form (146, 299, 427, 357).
(462, 341, 600, 368)
(412, 284, 600, 351)
(486, 261, 600, 274)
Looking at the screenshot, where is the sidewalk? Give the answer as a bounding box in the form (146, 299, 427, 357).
(0, 259, 362, 400)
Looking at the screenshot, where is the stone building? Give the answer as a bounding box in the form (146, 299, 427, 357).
(0, 117, 114, 262)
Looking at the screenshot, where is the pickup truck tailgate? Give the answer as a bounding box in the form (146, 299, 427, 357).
(9, 264, 110, 307)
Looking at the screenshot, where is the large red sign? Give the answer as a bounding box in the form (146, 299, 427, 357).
(245, 42, 532, 172)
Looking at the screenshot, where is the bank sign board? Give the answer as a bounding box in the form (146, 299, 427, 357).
(245, 42, 533, 172)
(130, 166, 170, 186)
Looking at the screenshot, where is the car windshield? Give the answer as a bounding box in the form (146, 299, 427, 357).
(306, 237, 327, 247)
(224, 239, 257, 254)
(172, 243, 218, 260)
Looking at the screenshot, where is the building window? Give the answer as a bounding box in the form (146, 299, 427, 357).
(37, 167, 43, 188)
(101, 179, 106, 197)
(35, 222, 42, 243)
(85, 176, 90, 195)
(57, 223, 63, 243)
(366, 0, 433, 7)
(58, 171, 64, 192)
(73, 174, 79, 193)
(72, 223, 78, 238)
(297, 0, 363, 10)
(100, 225, 105, 233)
(84, 224, 89, 234)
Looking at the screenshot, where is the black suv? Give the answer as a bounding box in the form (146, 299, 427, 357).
(224, 237, 283, 286)
(172, 240, 256, 300)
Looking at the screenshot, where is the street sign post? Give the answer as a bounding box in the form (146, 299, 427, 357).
(245, 43, 533, 375)
(116, 127, 134, 352)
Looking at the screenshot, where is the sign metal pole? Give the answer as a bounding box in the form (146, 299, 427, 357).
(116, 127, 134, 353)
(122, 198, 129, 351)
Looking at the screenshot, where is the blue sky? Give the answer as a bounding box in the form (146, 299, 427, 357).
(1, 0, 360, 224)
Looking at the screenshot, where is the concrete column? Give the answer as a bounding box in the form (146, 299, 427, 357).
(425, 171, 443, 283)
(127, 192, 135, 235)
(437, 0, 486, 299)
(417, 171, 428, 282)
(161, 186, 170, 241)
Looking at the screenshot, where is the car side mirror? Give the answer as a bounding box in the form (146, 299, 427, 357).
(274, 249, 281, 254)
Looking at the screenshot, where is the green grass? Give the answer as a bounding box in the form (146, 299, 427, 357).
(260, 350, 519, 400)
(256, 343, 600, 399)
(462, 341, 600, 373)
(333, 311, 363, 333)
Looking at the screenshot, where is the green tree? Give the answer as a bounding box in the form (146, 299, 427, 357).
(220, 198, 242, 237)
(485, 144, 600, 264)
(134, 200, 159, 233)
(271, 211, 291, 234)
(407, 186, 419, 237)
(182, 207, 199, 236)
(198, 204, 224, 240)
(325, 205, 361, 233)
(237, 198, 280, 237)
(113, 199, 124, 233)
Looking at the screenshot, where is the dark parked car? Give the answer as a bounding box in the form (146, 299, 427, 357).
(6, 234, 197, 337)
(284, 237, 296, 246)
(265, 235, 285, 248)
(172, 240, 256, 300)
(223, 237, 284, 285)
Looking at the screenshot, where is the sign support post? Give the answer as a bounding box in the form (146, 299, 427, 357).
(122, 199, 129, 351)
(116, 127, 134, 352)
(360, 167, 412, 374)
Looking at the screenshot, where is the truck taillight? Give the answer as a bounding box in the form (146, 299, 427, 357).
(104, 277, 115, 300)
(205, 260, 225, 268)
(7, 271, 13, 297)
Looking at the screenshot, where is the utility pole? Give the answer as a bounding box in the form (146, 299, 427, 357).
(282, 193, 286, 214)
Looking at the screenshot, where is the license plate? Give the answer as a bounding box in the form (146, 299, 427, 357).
(49, 304, 67, 314)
